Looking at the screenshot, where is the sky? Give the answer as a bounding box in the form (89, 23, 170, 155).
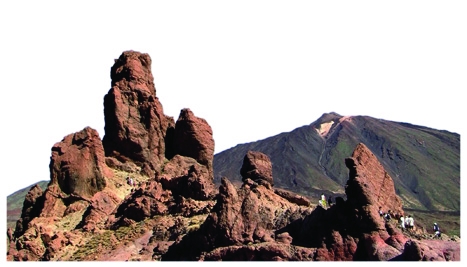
(1, 1, 465, 198)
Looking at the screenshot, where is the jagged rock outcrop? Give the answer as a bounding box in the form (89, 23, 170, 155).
(240, 151, 274, 186)
(173, 108, 215, 177)
(276, 143, 459, 261)
(162, 153, 312, 260)
(102, 50, 175, 177)
(162, 143, 459, 261)
(8, 50, 223, 262)
(49, 126, 112, 199)
(108, 154, 217, 228)
(14, 185, 44, 237)
(274, 188, 311, 206)
(345, 142, 404, 229)
(157, 155, 217, 201)
(8, 127, 116, 261)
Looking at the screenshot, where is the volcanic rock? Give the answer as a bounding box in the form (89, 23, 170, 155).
(173, 108, 215, 178)
(240, 151, 274, 186)
(162, 176, 312, 260)
(158, 155, 217, 201)
(14, 184, 44, 237)
(102, 50, 175, 177)
(49, 126, 112, 199)
(345, 142, 404, 232)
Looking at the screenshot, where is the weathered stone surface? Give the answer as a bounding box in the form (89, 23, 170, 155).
(158, 155, 217, 201)
(14, 185, 44, 237)
(400, 239, 461, 261)
(199, 242, 316, 261)
(102, 50, 175, 177)
(345, 142, 404, 232)
(109, 157, 217, 229)
(240, 151, 274, 186)
(173, 108, 215, 177)
(162, 177, 312, 260)
(50, 126, 112, 198)
(80, 191, 122, 232)
(111, 181, 172, 226)
(274, 188, 311, 206)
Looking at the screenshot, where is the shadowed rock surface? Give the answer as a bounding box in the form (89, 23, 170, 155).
(240, 151, 274, 186)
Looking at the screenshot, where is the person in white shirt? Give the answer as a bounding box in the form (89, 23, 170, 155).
(433, 223, 441, 238)
(400, 215, 405, 231)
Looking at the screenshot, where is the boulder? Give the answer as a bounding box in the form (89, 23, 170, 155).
(173, 108, 215, 177)
(240, 151, 274, 186)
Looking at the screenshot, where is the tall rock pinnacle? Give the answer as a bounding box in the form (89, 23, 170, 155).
(102, 51, 175, 176)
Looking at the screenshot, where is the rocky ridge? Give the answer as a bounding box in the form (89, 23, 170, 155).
(7, 51, 460, 261)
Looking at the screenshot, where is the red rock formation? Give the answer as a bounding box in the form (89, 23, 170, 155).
(14, 184, 44, 237)
(102, 50, 175, 177)
(162, 170, 312, 260)
(173, 108, 215, 177)
(345, 142, 404, 232)
(80, 191, 122, 232)
(162, 143, 460, 261)
(240, 151, 274, 186)
(158, 155, 217, 201)
(274, 188, 311, 206)
(50, 126, 112, 199)
(109, 155, 216, 228)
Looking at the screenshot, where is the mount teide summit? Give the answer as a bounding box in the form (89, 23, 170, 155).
(213, 112, 460, 212)
(7, 50, 460, 261)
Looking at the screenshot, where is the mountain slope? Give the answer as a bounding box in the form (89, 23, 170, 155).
(213, 112, 460, 211)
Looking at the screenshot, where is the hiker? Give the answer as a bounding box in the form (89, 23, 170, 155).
(433, 223, 441, 238)
(384, 209, 392, 222)
(400, 215, 406, 231)
(126, 176, 135, 187)
(378, 207, 384, 217)
(407, 215, 414, 231)
(384, 212, 391, 222)
(405, 215, 410, 229)
(328, 196, 333, 207)
(319, 194, 327, 209)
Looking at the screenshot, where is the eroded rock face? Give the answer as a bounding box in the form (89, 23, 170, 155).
(14, 185, 44, 237)
(50, 127, 112, 199)
(158, 155, 217, 201)
(162, 176, 312, 260)
(102, 50, 175, 177)
(108, 155, 216, 229)
(345, 142, 404, 232)
(240, 151, 274, 186)
(173, 108, 215, 177)
(273, 143, 409, 261)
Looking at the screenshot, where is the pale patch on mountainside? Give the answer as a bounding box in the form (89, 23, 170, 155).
(316, 121, 334, 137)
(316, 116, 352, 137)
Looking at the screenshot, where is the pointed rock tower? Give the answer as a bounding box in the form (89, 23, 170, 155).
(102, 50, 176, 177)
